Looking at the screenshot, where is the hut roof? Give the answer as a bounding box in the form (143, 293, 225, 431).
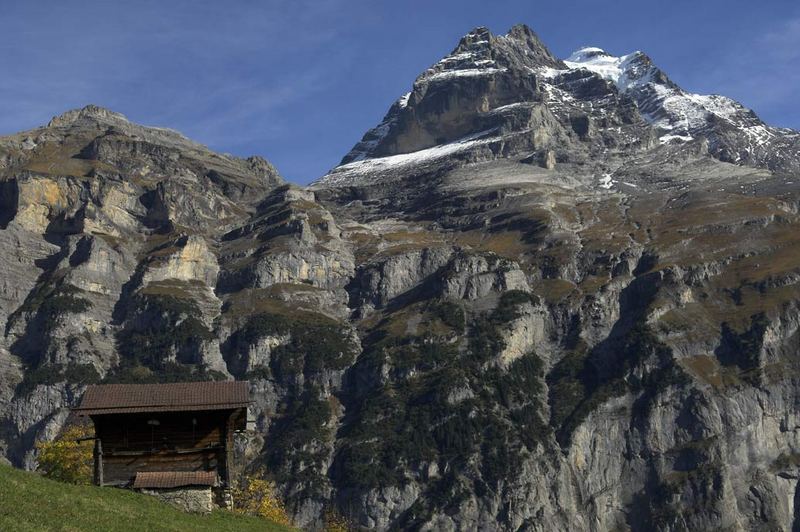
(73, 381, 250, 415)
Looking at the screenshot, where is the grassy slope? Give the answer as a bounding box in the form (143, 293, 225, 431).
(0, 464, 291, 532)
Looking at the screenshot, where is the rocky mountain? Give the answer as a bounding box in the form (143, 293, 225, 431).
(3, 24, 800, 531)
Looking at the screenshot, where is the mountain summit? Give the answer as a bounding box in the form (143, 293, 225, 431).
(338, 25, 561, 165)
(320, 24, 799, 191)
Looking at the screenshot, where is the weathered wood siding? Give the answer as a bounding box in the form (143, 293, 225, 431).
(91, 409, 243, 486)
(102, 450, 222, 486)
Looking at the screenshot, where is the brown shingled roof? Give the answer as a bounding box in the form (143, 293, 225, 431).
(73, 381, 250, 415)
(133, 471, 217, 489)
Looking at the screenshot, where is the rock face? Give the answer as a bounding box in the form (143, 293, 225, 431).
(3, 24, 800, 531)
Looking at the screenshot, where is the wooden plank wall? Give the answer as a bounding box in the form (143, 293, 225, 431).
(102, 450, 222, 486)
(91, 409, 243, 486)
(94, 411, 227, 452)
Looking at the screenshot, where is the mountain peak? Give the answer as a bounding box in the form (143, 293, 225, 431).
(47, 105, 129, 128)
(335, 23, 565, 165)
(322, 21, 800, 186)
(501, 23, 561, 65)
(458, 26, 492, 45)
(506, 23, 538, 39)
(436, 24, 562, 78)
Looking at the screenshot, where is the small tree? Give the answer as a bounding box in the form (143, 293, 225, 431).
(324, 507, 353, 532)
(232, 475, 292, 526)
(36, 424, 94, 484)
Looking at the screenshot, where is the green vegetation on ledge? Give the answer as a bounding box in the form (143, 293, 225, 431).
(333, 290, 549, 516)
(111, 293, 221, 382)
(16, 362, 100, 396)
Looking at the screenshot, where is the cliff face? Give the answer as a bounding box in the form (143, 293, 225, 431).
(3, 24, 800, 531)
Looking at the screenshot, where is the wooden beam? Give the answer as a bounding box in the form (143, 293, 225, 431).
(93, 438, 103, 487)
(104, 445, 223, 457)
(221, 410, 236, 487)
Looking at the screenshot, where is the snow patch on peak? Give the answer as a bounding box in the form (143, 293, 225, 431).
(564, 49, 651, 91)
(598, 173, 617, 189)
(423, 67, 507, 83)
(438, 51, 482, 65)
(567, 47, 610, 61)
(660, 134, 694, 144)
(424, 37, 499, 83)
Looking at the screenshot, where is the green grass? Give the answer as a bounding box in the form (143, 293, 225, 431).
(0, 464, 291, 532)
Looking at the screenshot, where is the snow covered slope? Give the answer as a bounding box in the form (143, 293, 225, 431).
(551, 46, 799, 167)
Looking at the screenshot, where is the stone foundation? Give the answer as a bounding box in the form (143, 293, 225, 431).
(140, 487, 214, 513)
(215, 487, 233, 510)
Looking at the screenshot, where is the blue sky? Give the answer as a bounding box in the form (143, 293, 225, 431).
(1, 0, 798, 184)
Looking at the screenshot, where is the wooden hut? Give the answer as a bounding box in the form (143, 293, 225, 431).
(73, 381, 250, 509)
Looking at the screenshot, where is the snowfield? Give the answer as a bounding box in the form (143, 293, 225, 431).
(317, 129, 499, 187)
